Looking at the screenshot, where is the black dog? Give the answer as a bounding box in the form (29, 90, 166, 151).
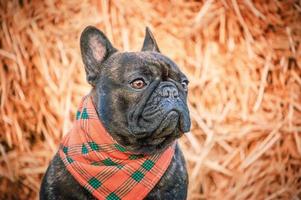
(40, 26, 191, 200)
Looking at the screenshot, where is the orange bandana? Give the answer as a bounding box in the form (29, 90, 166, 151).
(59, 95, 175, 200)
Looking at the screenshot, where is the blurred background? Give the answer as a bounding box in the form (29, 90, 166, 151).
(1, 0, 301, 199)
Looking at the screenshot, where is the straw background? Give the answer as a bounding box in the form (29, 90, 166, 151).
(1, 0, 301, 199)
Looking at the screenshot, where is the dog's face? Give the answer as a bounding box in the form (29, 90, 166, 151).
(80, 26, 190, 154)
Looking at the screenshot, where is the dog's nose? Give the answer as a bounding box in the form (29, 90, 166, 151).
(162, 86, 179, 98)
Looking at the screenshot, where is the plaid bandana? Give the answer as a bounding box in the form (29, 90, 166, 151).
(59, 95, 175, 200)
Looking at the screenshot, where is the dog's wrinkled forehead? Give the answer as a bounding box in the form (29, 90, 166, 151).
(106, 51, 185, 82)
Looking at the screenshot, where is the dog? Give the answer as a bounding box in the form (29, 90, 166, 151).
(40, 26, 191, 200)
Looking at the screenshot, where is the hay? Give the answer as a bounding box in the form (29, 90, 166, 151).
(0, 0, 300, 199)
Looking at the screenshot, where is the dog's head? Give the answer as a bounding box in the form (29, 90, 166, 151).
(80, 26, 190, 154)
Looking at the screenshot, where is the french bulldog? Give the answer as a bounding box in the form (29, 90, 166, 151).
(40, 26, 191, 200)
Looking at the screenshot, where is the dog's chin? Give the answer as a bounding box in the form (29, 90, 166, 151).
(123, 110, 186, 155)
(126, 129, 183, 155)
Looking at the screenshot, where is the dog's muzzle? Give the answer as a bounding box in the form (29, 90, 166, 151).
(128, 81, 191, 138)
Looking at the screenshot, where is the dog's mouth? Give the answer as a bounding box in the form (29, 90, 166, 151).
(148, 111, 181, 145)
(126, 110, 184, 155)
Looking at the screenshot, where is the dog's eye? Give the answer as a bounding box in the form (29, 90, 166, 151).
(181, 80, 189, 91)
(130, 78, 146, 89)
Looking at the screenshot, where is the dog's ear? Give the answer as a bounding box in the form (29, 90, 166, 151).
(141, 27, 160, 52)
(80, 26, 117, 86)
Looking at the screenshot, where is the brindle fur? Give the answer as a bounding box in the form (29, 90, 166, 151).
(40, 26, 190, 200)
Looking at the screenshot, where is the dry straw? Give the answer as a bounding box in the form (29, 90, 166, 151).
(1, 0, 301, 199)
